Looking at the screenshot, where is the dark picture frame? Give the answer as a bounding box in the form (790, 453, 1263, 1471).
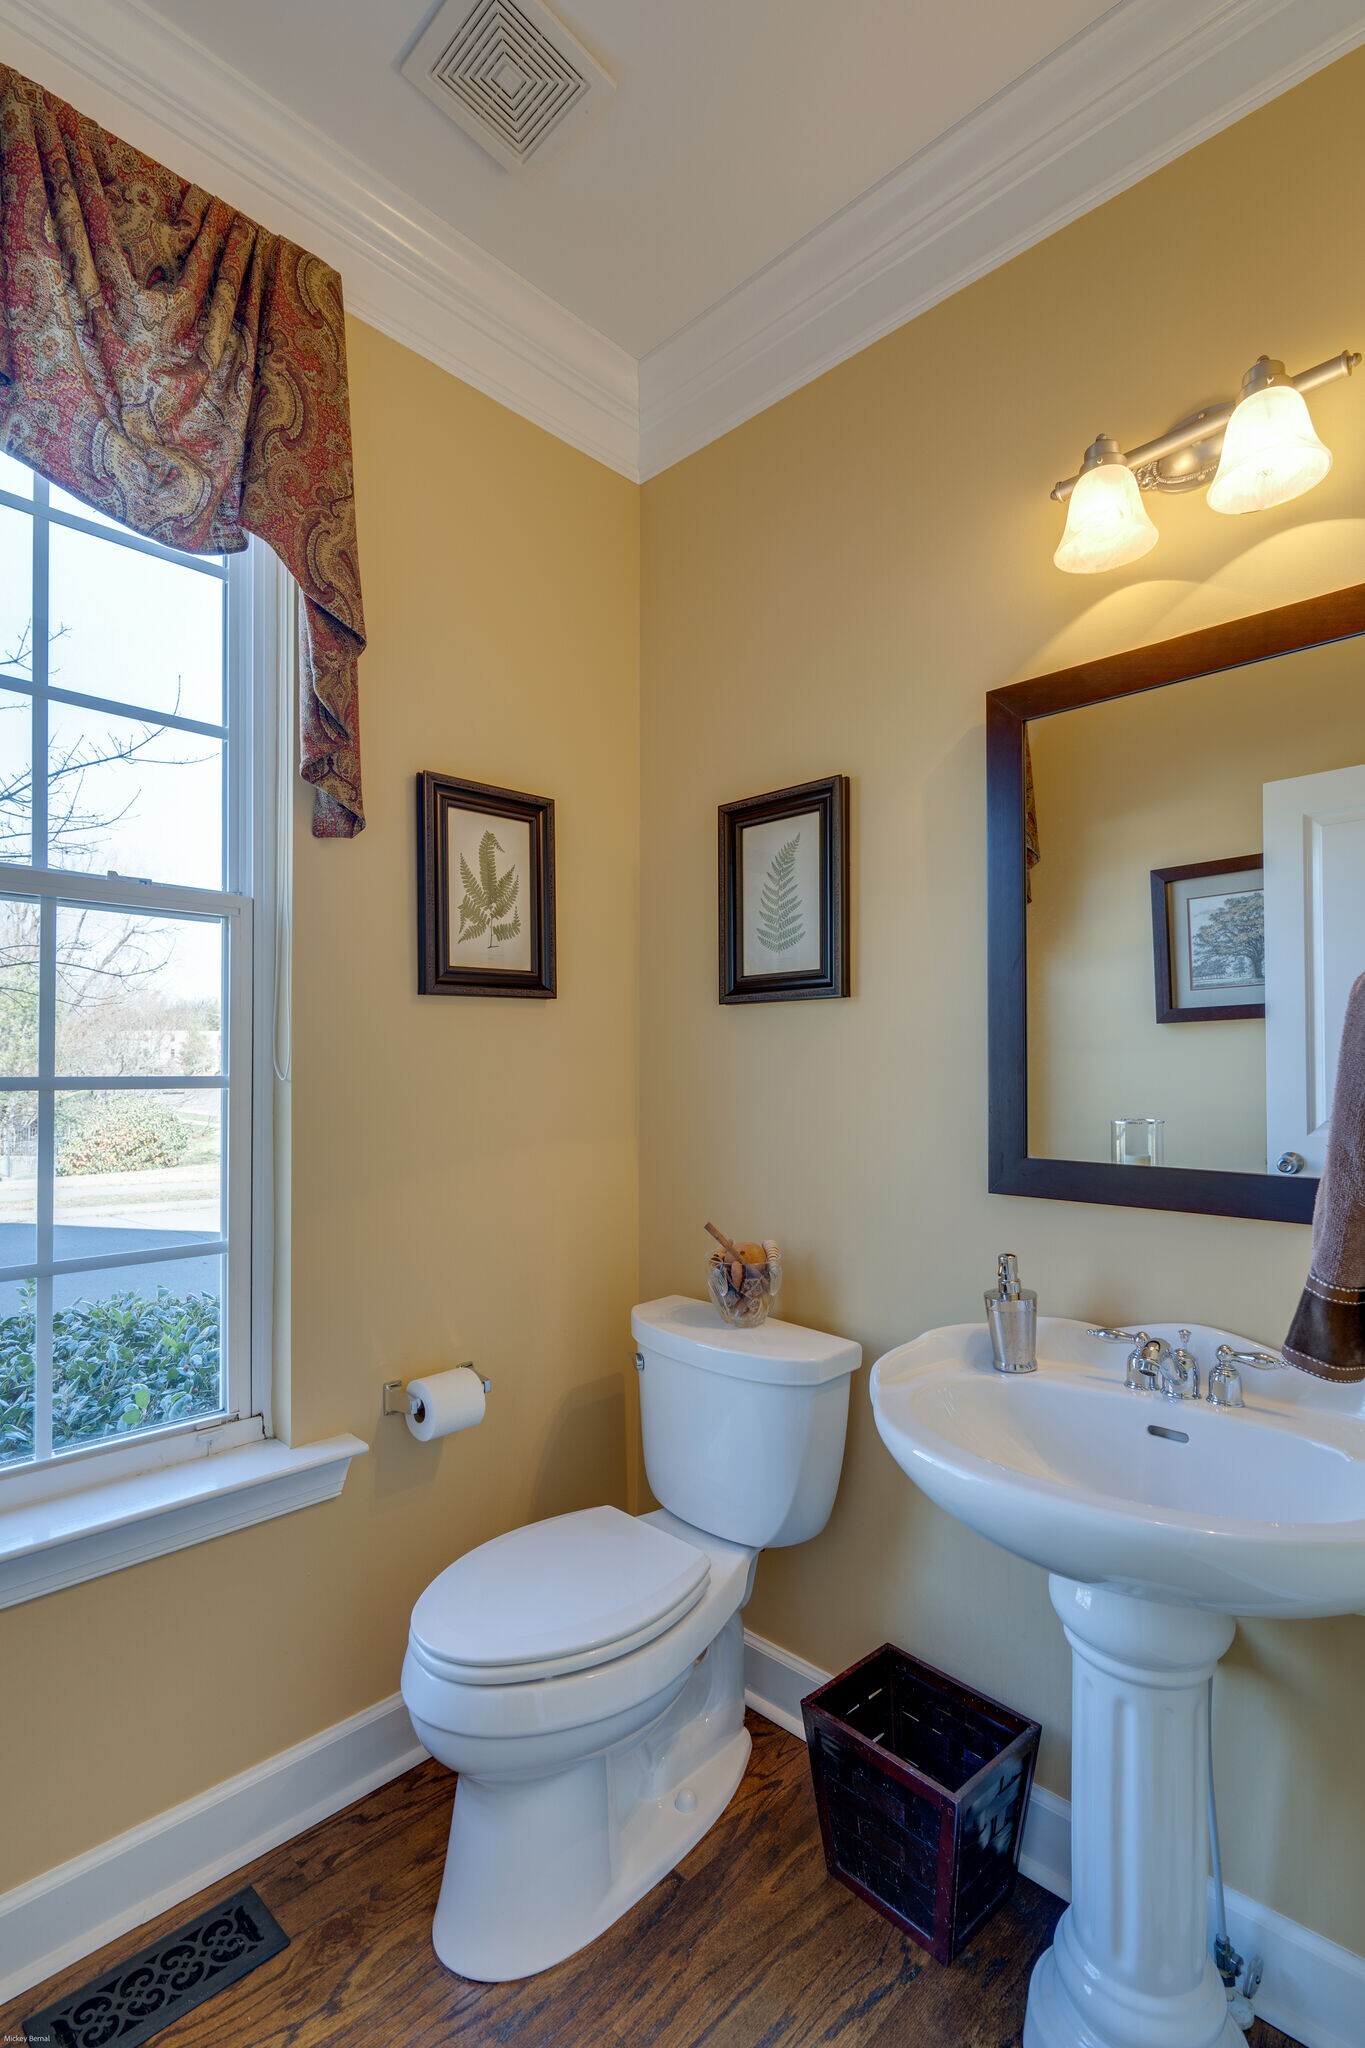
(1150, 856, 1265, 1024)
(985, 581, 1365, 1224)
(718, 776, 850, 1004)
(416, 772, 556, 999)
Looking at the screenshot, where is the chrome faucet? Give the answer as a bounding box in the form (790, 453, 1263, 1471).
(1089, 1327, 1200, 1399)
(1164, 1330, 1202, 1402)
(1091, 1328, 1285, 1407)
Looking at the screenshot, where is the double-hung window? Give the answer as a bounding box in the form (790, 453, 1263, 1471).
(0, 448, 265, 1485)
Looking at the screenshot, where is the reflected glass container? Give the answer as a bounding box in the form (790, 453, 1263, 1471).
(1111, 1117, 1165, 1167)
(706, 1246, 781, 1327)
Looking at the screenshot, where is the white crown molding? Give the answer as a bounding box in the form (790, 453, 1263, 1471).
(637, 0, 1365, 476)
(742, 1630, 1365, 2048)
(0, 0, 640, 480)
(0, 0, 1360, 483)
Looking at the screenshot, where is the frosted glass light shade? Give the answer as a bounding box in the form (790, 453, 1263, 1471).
(1053, 462, 1159, 574)
(1206, 383, 1332, 515)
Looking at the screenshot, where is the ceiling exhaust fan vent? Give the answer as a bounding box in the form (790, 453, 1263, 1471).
(401, 0, 614, 172)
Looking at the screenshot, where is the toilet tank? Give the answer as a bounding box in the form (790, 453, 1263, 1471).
(630, 1296, 862, 1548)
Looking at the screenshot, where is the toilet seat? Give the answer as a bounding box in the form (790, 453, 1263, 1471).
(409, 1504, 710, 1685)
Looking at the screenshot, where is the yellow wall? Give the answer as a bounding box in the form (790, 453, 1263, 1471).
(1027, 637, 1364, 1170)
(0, 320, 641, 1888)
(5, 39, 1365, 1967)
(639, 48, 1365, 1951)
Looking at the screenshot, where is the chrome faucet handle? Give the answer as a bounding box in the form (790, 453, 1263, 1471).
(1088, 1328, 1155, 1391)
(1207, 1360, 1245, 1408)
(1215, 1345, 1285, 1371)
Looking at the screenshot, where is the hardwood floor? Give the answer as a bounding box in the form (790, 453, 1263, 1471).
(6, 1712, 1303, 2048)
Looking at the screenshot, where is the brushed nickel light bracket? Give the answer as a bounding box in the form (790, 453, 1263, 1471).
(1051, 349, 1360, 502)
(1130, 411, 1224, 494)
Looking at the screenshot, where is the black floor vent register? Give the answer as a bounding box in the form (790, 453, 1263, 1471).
(23, 1886, 289, 2048)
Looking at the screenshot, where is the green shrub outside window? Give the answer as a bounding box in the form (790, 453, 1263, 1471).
(0, 1283, 220, 1462)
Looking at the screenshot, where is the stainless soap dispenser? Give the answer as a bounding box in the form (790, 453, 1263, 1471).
(985, 1253, 1037, 1374)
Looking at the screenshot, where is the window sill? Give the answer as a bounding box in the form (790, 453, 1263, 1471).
(0, 1432, 368, 1609)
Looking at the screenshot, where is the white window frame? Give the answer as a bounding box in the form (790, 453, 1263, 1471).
(0, 473, 276, 1501)
(0, 476, 364, 1609)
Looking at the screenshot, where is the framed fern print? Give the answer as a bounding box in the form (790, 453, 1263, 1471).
(416, 774, 556, 998)
(718, 776, 850, 1004)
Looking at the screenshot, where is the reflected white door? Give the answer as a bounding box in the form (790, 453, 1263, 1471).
(1264, 763, 1365, 1176)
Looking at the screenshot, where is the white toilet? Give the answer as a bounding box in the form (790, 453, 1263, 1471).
(400, 1293, 861, 1982)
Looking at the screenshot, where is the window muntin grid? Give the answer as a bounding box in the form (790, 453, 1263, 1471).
(0, 467, 253, 1474)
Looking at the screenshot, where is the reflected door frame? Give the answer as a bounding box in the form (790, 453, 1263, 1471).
(985, 583, 1365, 1222)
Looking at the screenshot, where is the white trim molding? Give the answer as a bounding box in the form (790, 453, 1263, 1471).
(637, 0, 1365, 475)
(2, 1631, 1360, 2043)
(0, 0, 639, 480)
(0, 1691, 425, 2007)
(0, 0, 1362, 481)
(0, 1432, 367, 1610)
(742, 1629, 1365, 2048)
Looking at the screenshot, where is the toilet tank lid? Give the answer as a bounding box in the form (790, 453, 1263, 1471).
(631, 1296, 862, 1385)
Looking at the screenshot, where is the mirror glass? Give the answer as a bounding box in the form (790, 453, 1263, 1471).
(1025, 634, 1364, 1178)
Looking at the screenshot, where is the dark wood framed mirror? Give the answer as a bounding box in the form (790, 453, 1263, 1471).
(986, 584, 1365, 1222)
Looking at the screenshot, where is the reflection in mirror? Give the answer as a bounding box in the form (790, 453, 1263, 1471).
(1025, 636, 1363, 1176)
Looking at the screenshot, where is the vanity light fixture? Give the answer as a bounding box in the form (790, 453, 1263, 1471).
(1206, 358, 1332, 514)
(1053, 438, 1158, 574)
(1051, 348, 1359, 572)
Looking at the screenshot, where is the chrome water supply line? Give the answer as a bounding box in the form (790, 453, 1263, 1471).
(1208, 1675, 1261, 2033)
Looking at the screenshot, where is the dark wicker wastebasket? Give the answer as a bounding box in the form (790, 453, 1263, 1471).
(801, 1643, 1040, 1964)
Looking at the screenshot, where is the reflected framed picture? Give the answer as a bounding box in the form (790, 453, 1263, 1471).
(718, 776, 850, 1004)
(1150, 854, 1264, 1023)
(416, 773, 556, 998)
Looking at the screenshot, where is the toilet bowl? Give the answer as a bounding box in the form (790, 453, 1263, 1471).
(401, 1295, 861, 1982)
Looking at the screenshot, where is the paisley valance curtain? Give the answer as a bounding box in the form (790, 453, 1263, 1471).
(0, 66, 367, 835)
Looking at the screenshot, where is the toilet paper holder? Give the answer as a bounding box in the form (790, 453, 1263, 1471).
(383, 1365, 491, 1417)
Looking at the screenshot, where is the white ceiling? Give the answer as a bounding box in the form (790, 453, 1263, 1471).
(136, 0, 1115, 359)
(3, 0, 1363, 476)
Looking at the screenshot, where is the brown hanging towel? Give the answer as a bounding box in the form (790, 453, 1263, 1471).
(1284, 971, 1365, 1382)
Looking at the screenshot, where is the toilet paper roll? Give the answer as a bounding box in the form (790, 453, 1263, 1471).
(405, 1365, 486, 1442)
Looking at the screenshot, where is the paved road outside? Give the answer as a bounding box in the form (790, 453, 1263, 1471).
(0, 1224, 219, 1316)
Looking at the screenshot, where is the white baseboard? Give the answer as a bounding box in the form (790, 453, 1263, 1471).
(742, 1628, 821, 1742)
(6, 1638, 1360, 2047)
(0, 1693, 427, 2007)
(742, 1629, 1365, 2048)
(1211, 1885, 1365, 2048)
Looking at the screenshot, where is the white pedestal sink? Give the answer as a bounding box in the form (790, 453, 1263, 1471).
(870, 1317, 1365, 2048)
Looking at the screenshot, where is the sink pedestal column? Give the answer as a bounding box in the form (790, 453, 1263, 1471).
(1023, 1577, 1240, 2048)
